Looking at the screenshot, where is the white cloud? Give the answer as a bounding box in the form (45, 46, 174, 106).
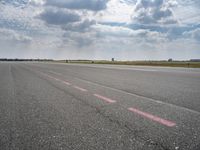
(0, 0, 200, 60)
(132, 0, 178, 25)
(29, 0, 45, 6)
(62, 19, 96, 32)
(183, 28, 200, 41)
(0, 28, 32, 43)
(97, 0, 133, 23)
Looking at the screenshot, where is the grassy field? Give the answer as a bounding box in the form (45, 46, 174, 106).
(54, 60, 200, 68)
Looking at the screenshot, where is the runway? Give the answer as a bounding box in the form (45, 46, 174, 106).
(0, 62, 200, 150)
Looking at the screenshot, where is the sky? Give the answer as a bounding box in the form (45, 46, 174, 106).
(0, 0, 200, 60)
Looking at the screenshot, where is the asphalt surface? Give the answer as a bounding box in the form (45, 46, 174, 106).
(0, 62, 200, 150)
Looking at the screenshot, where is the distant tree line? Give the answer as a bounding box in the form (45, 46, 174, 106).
(0, 58, 53, 61)
(190, 59, 200, 62)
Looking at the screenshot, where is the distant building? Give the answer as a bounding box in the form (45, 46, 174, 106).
(190, 59, 200, 62)
(168, 58, 173, 62)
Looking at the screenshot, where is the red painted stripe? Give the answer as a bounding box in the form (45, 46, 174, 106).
(128, 107, 176, 127)
(73, 86, 88, 92)
(46, 75, 55, 79)
(45, 74, 60, 81)
(41, 72, 71, 85)
(62, 81, 71, 85)
(93, 94, 116, 103)
(51, 77, 60, 81)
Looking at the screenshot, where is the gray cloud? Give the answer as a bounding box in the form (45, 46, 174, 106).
(62, 31, 95, 47)
(39, 8, 81, 25)
(0, 0, 29, 7)
(132, 0, 177, 25)
(183, 28, 200, 41)
(0, 28, 32, 43)
(62, 19, 96, 32)
(178, 0, 200, 7)
(45, 0, 109, 11)
(1, 0, 200, 60)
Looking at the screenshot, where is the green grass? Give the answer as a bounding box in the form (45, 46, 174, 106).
(53, 60, 200, 68)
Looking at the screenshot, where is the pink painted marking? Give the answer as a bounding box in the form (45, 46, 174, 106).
(41, 72, 71, 86)
(128, 107, 176, 127)
(52, 77, 60, 81)
(93, 94, 116, 103)
(73, 86, 88, 92)
(62, 81, 71, 85)
(41, 73, 64, 83)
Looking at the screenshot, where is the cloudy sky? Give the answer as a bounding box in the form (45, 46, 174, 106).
(0, 0, 200, 60)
